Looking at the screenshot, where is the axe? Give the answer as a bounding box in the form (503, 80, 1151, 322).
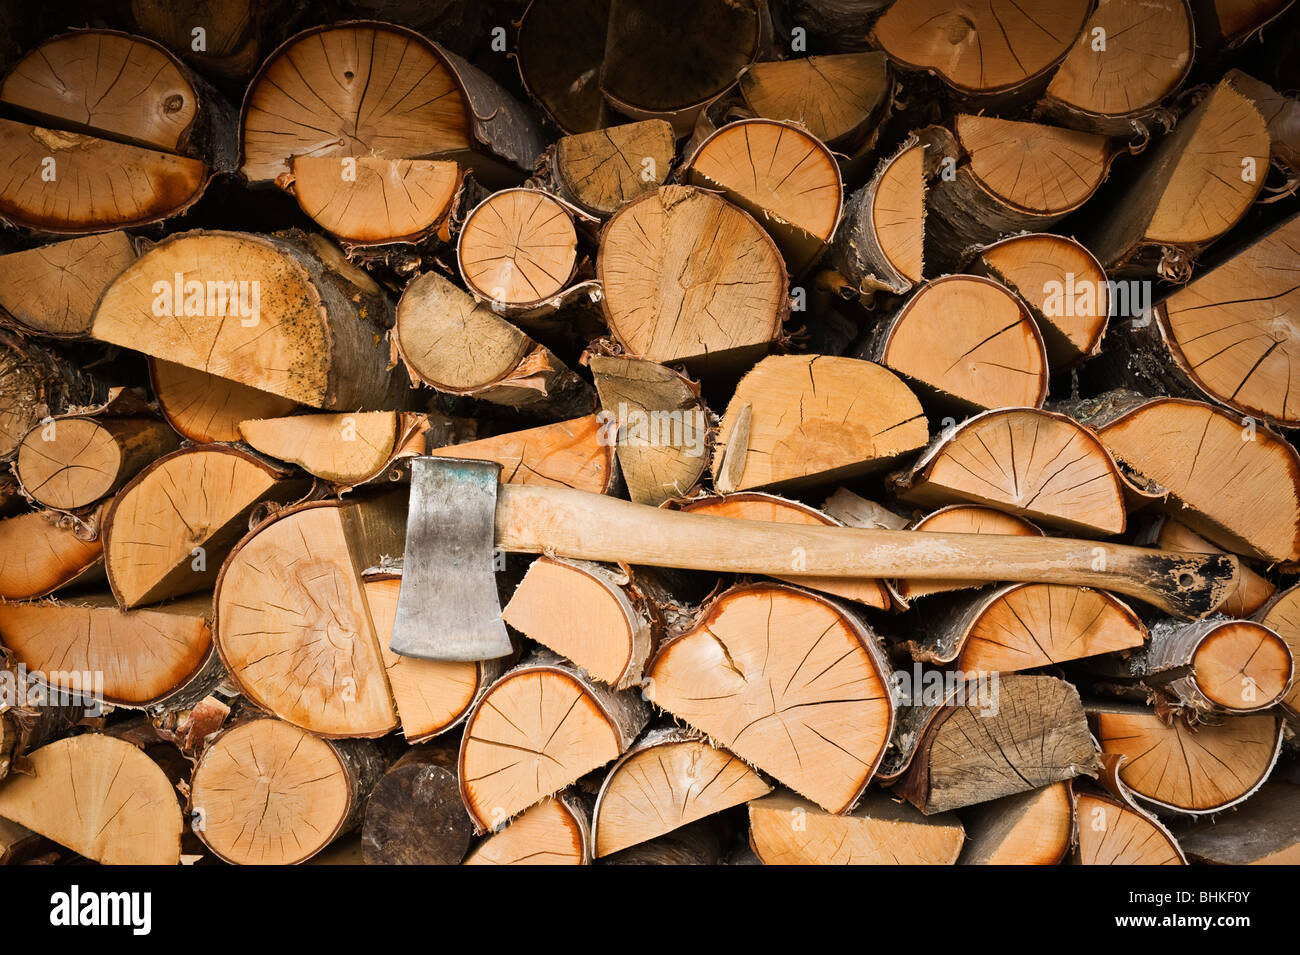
(390, 456, 1239, 661)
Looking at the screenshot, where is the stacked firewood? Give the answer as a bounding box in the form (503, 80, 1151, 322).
(1, 0, 1299, 867)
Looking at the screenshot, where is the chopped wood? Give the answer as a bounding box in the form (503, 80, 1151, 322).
(738, 52, 890, 152)
(150, 358, 299, 444)
(361, 742, 474, 865)
(550, 120, 676, 217)
(958, 782, 1074, 865)
(1132, 618, 1293, 714)
(0, 233, 137, 339)
(430, 415, 614, 493)
(0, 507, 104, 600)
(0, 328, 108, 459)
(1171, 782, 1300, 864)
(457, 188, 580, 312)
(239, 411, 428, 487)
(1073, 755, 1186, 865)
(463, 790, 592, 865)
(1254, 584, 1300, 719)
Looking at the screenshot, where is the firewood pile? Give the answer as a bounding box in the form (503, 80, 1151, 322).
(1, 0, 1299, 867)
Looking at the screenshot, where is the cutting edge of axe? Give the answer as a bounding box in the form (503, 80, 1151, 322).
(390, 456, 1240, 662)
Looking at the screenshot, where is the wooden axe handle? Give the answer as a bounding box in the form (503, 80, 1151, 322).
(495, 484, 1238, 619)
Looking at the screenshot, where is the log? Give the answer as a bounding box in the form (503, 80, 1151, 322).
(922, 117, 1111, 272)
(15, 415, 179, 511)
(361, 742, 474, 865)
(591, 725, 771, 858)
(1194, 0, 1294, 49)
(1139, 516, 1275, 616)
(894, 505, 1042, 604)
(958, 782, 1074, 865)
(0, 734, 182, 865)
(1254, 584, 1300, 719)
(889, 407, 1128, 536)
(673, 493, 890, 608)
(463, 791, 593, 865)
(1171, 782, 1300, 864)
(1073, 755, 1186, 865)
(0, 329, 107, 459)
(280, 157, 461, 247)
(214, 494, 407, 738)
(712, 355, 928, 492)
(430, 416, 615, 493)
(190, 718, 385, 865)
(1038, 0, 1194, 137)
(738, 52, 890, 153)
(150, 358, 299, 444)
(0, 233, 138, 339)
(772, 0, 890, 52)
(1091, 701, 1283, 813)
(589, 354, 709, 506)
(966, 233, 1111, 368)
(394, 270, 593, 417)
(870, 0, 1092, 102)
(0, 507, 104, 600)
(1088, 395, 1300, 564)
(0, 695, 85, 783)
(549, 120, 676, 218)
(600, 818, 726, 865)
(684, 118, 843, 275)
(92, 230, 400, 410)
(104, 444, 309, 608)
(597, 186, 789, 373)
(862, 275, 1049, 412)
(885, 674, 1097, 815)
(362, 569, 507, 741)
(1226, 69, 1300, 174)
(239, 411, 429, 488)
(644, 583, 894, 814)
(903, 584, 1148, 673)
(458, 649, 650, 830)
(1087, 77, 1269, 276)
(1133, 618, 1294, 714)
(503, 557, 659, 689)
(130, 0, 265, 81)
(0, 594, 216, 709)
(748, 790, 965, 865)
(240, 22, 541, 186)
(515, 0, 616, 133)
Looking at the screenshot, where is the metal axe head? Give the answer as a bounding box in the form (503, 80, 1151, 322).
(390, 456, 512, 662)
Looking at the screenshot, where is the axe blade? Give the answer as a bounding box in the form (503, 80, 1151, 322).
(390, 456, 512, 662)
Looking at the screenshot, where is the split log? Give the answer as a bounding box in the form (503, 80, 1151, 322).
(885, 674, 1097, 814)
(862, 275, 1049, 412)
(549, 120, 676, 218)
(673, 493, 890, 608)
(239, 411, 429, 488)
(240, 22, 541, 186)
(0, 329, 107, 459)
(644, 583, 894, 814)
(967, 233, 1110, 367)
(0, 507, 104, 600)
(463, 791, 592, 865)
(748, 790, 965, 865)
(889, 408, 1128, 536)
(712, 355, 928, 492)
(281, 157, 461, 247)
(684, 118, 842, 275)
(0, 594, 217, 709)
(597, 186, 789, 373)
(362, 569, 507, 741)
(1088, 77, 1269, 276)
(589, 354, 709, 506)
(0, 233, 137, 339)
(738, 52, 890, 153)
(1139, 517, 1275, 616)
(820, 487, 910, 531)
(394, 270, 593, 417)
(1038, 0, 1194, 137)
(1073, 755, 1186, 865)
(1144, 211, 1300, 429)
(1194, 0, 1294, 49)
(515, 0, 617, 133)
(1226, 70, 1300, 174)
(773, 0, 890, 51)
(958, 782, 1074, 865)
(1091, 702, 1282, 813)
(904, 584, 1147, 673)
(214, 495, 407, 738)
(503, 558, 659, 689)
(150, 359, 298, 444)
(1088, 395, 1300, 564)
(457, 188, 580, 314)
(1172, 782, 1300, 864)
(894, 506, 1042, 604)
(430, 416, 614, 493)
(104, 444, 309, 608)
(190, 718, 385, 865)
(1130, 618, 1293, 714)
(870, 0, 1092, 102)
(0, 734, 181, 865)
(601, 818, 726, 864)
(458, 649, 650, 830)
(15, 416, 179, 511)
(922, 117, 1110, 271)
(1254, 584, 1300, 718)
(131, 0, 264, 81)
(592, 726, 771, 858)
(92, 230, 400, 410)
(361, 742, 474, 866)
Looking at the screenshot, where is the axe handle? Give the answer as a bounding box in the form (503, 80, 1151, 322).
(494, 483, 1238, 619)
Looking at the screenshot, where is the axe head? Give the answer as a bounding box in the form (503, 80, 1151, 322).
(390, 456, 513, 662)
